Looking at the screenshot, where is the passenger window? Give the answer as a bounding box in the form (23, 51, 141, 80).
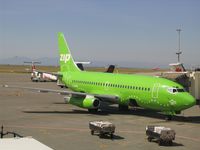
(168, 88, 178, 93)
(177, 89, 185, 92)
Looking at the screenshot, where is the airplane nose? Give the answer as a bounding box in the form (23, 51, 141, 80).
(184, 94, 196, 108)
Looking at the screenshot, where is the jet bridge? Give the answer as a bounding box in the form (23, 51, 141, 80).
(161, 65, 200, 104)
(189, 71, 200, 103)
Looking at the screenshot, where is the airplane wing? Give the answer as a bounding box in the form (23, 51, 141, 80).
(2, 85, 119, 104)
(75, 61, 91, 65)
(32, 62, 90, 78)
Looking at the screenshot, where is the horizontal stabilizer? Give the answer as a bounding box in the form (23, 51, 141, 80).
(105, 65, 115, 73)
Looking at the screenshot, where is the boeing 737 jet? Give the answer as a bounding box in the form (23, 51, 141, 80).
(3, 32, 196, 120)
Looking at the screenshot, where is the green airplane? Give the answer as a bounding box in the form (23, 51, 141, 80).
(3, 32, 196, 120)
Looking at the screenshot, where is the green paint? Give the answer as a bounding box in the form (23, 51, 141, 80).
(58, 32, 196, 115)
(67, 95, 98, 109)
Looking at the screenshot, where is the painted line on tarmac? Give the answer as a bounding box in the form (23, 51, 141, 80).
(7, 125, 200, 142)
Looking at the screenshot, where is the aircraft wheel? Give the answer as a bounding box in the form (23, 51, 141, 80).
(165, 115, 172, 121)
(168, 141, 173, 146)
(147, 137, 152, 142)
(99, 132, 104, 138)
(91, 130, 94, 135)
(118, 104, 129, 111)
(110, 133, 114, 139)
(88, 108, 98, 113)
(158, 140, 163, 146)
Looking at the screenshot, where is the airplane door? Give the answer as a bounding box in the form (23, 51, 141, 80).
(152, 83, 160, 99)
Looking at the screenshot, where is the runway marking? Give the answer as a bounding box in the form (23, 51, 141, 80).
(7, 125, 200, 142)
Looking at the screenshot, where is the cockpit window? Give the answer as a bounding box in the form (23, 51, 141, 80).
(177, 88, 185, 92)
(173, 89, 177, 93)
(168, 88, 185, 93)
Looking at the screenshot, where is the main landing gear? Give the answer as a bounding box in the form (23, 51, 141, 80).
(88, 108, 98, 113)
(118, 104, 129, 111)
(165, 115, 172, 121)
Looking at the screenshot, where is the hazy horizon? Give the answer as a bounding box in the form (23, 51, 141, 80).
(1, 0, 200, 68)
(0, 55, 198, 69)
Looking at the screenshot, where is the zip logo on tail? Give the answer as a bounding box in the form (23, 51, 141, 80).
(58, 32, 80, 72)
(60, 54, 71, 63)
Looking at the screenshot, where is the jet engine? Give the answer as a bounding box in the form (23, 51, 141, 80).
(64, 95, 100, 109)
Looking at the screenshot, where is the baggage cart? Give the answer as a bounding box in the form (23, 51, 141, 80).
(89, 121, 115, 138)
(146, 126, 175, 146)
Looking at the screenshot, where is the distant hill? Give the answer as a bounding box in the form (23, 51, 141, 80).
(0, 56, 59, 66)
(0, 56, 169, 68)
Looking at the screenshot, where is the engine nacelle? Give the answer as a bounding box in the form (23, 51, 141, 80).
(64, 95, 100, 109)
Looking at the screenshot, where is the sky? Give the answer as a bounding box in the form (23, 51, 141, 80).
(0, 0, 200, 68)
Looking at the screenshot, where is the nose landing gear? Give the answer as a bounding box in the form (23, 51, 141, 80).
(165, 115, 172, 121)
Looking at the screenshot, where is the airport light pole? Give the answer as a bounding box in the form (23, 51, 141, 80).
(176, 28, 182, 63)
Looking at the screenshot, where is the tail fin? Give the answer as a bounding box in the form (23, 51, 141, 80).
(58, 32, 80, 72)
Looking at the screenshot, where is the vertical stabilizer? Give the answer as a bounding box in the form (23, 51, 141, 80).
(58, 32, 80, 72)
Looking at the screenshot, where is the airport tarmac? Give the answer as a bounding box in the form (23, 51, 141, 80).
(0, 73, 200, 150)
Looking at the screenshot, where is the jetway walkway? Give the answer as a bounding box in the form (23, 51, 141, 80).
(189, 72, 200, 103)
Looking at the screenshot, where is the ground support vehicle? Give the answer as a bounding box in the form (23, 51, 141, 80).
(146, 126, 175, 146)
(89, 121, 115, 139)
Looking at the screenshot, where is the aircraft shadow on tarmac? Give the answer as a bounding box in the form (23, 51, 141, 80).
(23, 103, 200, 124)
(23, 109, 200, 124)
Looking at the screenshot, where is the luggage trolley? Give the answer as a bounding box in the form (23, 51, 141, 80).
(146, 126, 175, 146)
(89, 121, 115, 138)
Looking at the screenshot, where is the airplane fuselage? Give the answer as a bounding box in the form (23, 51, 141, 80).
(62, 71, 195, 115)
